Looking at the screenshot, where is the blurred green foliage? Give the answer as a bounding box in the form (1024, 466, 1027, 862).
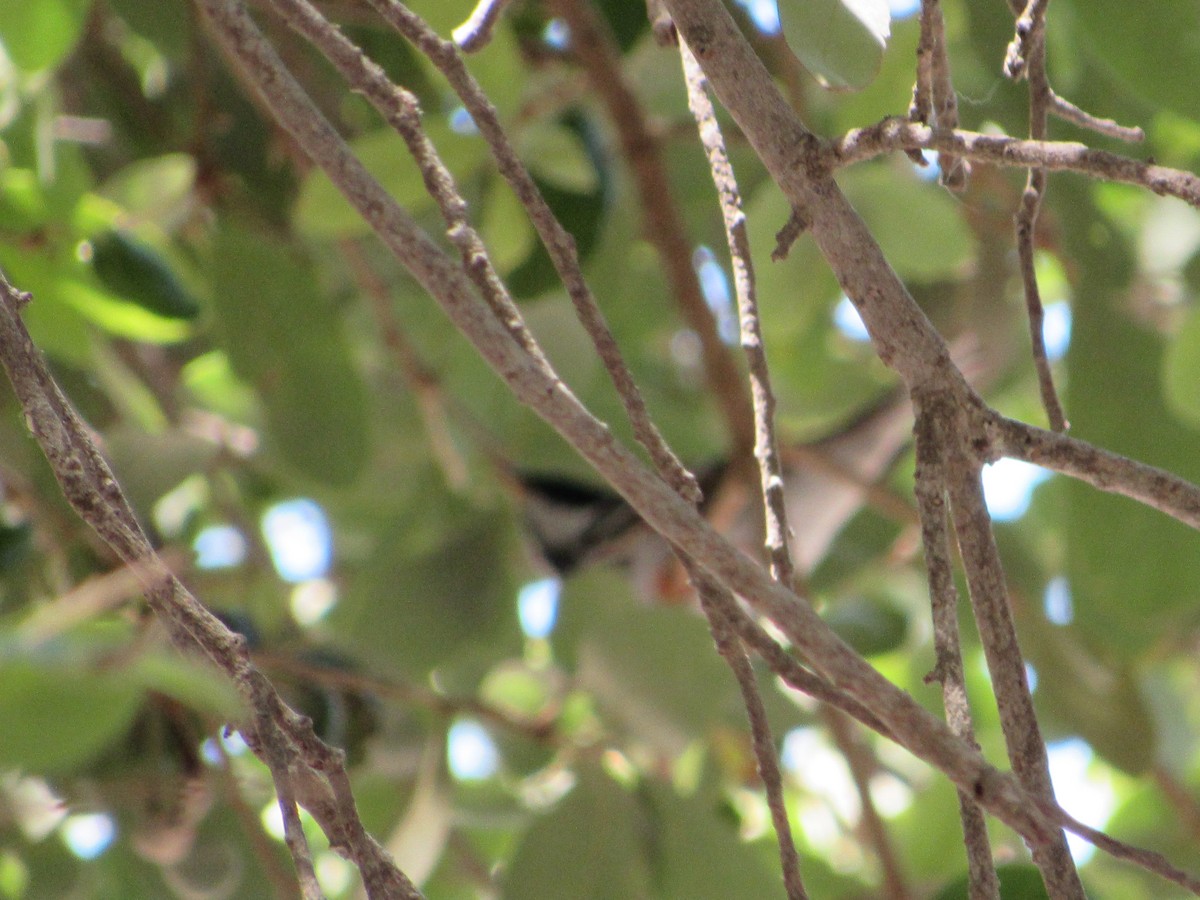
(0, 0, 1199, 897)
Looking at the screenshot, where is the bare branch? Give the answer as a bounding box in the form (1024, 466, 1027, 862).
(913, 409, 999, 900)
(551, 0, 758, 460)
(911, 0, 968, 189)
(936, 397, 1084, 896)
(1048, 91, 1144, 143)
(681, 47, 806, 895)
(0, 264, 425, 898)
(989, 416, 1200, 531)
(692, 568, 808, 900)
(1006, 1, 1067, 431)
(831, 120, 1200, 208)
(192, 0, 1200, 888)
(682, 42, 795, 588)
(451, 0, 511, 52)
(362, 0, 700, 502)
(265, 0, 555, 384)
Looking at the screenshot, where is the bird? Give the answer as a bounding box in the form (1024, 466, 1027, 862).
(516, 387, 919, 602)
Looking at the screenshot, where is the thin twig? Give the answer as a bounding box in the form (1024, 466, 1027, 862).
(1048, 801, 1200, 895)
(911, 0, 967, 189)
(209, 731, 303, 898)
(0, 261, 425, 898)
(257, 709, 324, 900)
(681, 48, 806, 895)
(988, 415, 1200, 531)
(830, 120, 1200, 209)
(361, 0, 700, 502)
(692, 567, 808, 900)
(723, 607, 895, 741)
(265, 0, 556, 388)
(682, 42, 794, 588)
(451, 0, 511, 52)
(1008, 1, 1067, 431)
(551, 0, 757, 461)
(1003, 0, 1049, 81)
(935, 394, 1084, 897)
(1048, 91, 1144, 143)
(913, 407, 1000, 900)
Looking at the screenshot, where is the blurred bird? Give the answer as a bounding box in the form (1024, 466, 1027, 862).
(516, 387, 919, 601)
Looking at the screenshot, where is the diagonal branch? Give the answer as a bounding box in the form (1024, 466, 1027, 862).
(550, 0, 757, 460)
(360, 0, 700, 502)
(194, 0, 1200, 891)
(913, 407, 999, 900)
(682, 42, 794, 588)
(935, 395, 1084, 897)
(0, 268, 425, 899)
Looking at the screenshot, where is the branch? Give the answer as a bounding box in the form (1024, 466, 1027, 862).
(936, 397, 1084, 896)
(911, 0, 967, 189)
(360, 0, 700, 502)
(681, 47, 805, 895)
(913, 409, 999, 900)
(682, 42, 795, 587)
(197, 0, 1051, 845)
(831, 120, 1200, 209)
(0, 269, 424, 899)
(1006, 0, 1067, 432)
(692, 568, 808, 900)
(451, 0, 511, 52)
(551, 0, 758, 460)
(194, 0, 1200, 890)
(989, 416, 1200, 531)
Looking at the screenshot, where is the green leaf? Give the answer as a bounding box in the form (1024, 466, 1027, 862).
(103, 426, 220, 518)
(0, 0, 91, 72)
(933, 862, 1050, 900)
(1064, 0, 1200, 120)
(837, 161, 976, 282)
(502, 765, 653, 899)
(127, 653, 244, 721)
(0, 168, 51, 231)
(333, 502, 519, 678)
(642, 780, 789, 898)
(1163, 304, 1200, 426)
(778, 0, 891, 91)
(0, 245, 92, 362)
(89, 231, 201, 320)
(519, 122, 600, 193)
(210, 223, 370, 486)
(98, 155, 198, 225)
(59, 278, 193, 343)
(554, 570, 798, 753)
(821, 595, 908, 657)
(0, 653, 142, 774)
(1060, 182, 1200, 656)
